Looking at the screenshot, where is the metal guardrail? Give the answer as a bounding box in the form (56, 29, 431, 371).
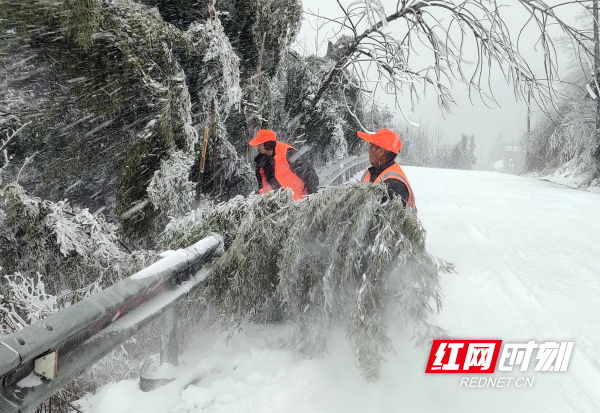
(0, 236, 221, 413)
(318, 154, 370, 187)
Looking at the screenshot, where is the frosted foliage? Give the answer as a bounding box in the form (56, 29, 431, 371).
(0, 298, 22, 335)
(180, 69, 200, 152)
(276, 184, 451, 380)
(136, 62, 198, 151)
(45, 200, 128, 261)
(5, 273, 57, 324)
(0, 122, 30, 186)
(160, 193, 280, 251)
(318, 90, 351, 160)
(163, 186, 452, 380)
(0, 183, 154, 332)
(147, 151, 195, 216)
(525, 74, 597, 181)
(0, 182, 154, 393)
(0, 273, 57, 334)
(188, 16, 242, 109)
(218, 133, 255, 188)
(0, 272, 139, 392)
(331, 122, 348, 161)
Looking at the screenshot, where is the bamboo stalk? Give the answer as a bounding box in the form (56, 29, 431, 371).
(211, 99, 218, 197)
(246, 32, 267, 162)
(256, 32, 266, 88)
(200, 126, 209, 173)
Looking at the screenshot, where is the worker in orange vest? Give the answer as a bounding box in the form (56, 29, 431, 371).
(357, 128, 417, 212)
(249, 129, 318, 201)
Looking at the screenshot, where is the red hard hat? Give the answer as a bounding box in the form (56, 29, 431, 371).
(357, 128, 402, 153)
(249, 129, 276, 146)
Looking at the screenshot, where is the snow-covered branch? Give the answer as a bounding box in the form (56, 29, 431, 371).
(0, 121, 31, 186)
(295, 0, 594, 136)
(163, 185, 453, 380)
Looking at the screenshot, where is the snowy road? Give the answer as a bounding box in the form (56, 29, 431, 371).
(80, 167, 600, 413)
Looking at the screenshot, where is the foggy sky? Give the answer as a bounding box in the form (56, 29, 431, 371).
(296, 0, 588, 161)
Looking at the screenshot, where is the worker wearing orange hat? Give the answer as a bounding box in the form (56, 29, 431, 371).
(249, 129, 318, 201)
(358, 128, 417, 212)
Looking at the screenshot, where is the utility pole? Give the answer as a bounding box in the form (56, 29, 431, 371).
(525, 88, 531, 170)
(594, 1, 600, 170)
(511, 136, 515, 174)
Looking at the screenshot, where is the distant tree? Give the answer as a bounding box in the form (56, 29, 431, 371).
(488, 134, 507, 169)
(449, 135, 477, 170)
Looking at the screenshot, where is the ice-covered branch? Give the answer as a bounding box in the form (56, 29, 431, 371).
(0, 121, 31, 186)
(293, 0, 593, 137)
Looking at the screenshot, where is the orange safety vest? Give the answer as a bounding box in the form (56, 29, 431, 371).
(361, 162, 417, 212)
(258, 142, 308, 201)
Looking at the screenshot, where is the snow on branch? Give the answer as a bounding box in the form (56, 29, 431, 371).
(0, 121, 31, 186)
(3, 273, 57, 326)
(296, 0, 594, 135)
(187, 15, 242, 110)
(347, 0, 388, 27)
(147, 151, 195, 216)
(0, 183, 155, 324)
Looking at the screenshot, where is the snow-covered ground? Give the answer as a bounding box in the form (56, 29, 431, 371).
(524, 159, 600, 194)
(79, 167, 600, 413)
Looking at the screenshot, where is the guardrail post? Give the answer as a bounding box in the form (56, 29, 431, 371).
(139, 307, 179, 392)
(160, 308, 178, 366)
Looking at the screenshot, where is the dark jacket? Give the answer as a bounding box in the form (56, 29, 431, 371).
(367, 159, 410, 206)
(254, 148, 319, 194)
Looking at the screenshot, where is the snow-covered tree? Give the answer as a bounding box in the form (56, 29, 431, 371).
(0, 180, 157, 408)
(264, 52, 367, 162)
(449, 135, 477, 170)
(396, 124, 478, 170)
(0, 0, 278, 243)
(523, 38, 599, 185)
(293, 0, 594, 139)
(0, 183, 154, 321)
(162, 185, 453, 380)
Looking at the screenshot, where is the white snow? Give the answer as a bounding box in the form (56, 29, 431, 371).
(493, 159, 504, 171)
(525, 161, 600, 194)
(17, 372, 43, 388)
(130, 249, 188, 280)
(131, 236, 218, 280)
(159, 250, 177, 258)
(79, 167, 600, 413)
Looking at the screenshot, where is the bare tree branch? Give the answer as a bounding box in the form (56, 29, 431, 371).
(291, 0, 594, 138)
